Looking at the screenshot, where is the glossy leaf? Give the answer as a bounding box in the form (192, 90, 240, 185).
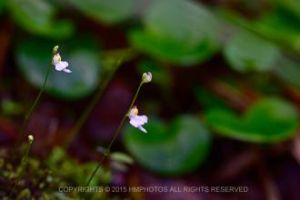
(129, 0, 220, 65)
(224, 31, 280, 72)
(130, 30, 218, 65)
(16, 37, 101, 99)
(124, 115, 211, 176)
(144, 0, 218, 45)
(7, 0, 74, 38)
(68, 0, 135, 24)
(206, 98, 298, 143)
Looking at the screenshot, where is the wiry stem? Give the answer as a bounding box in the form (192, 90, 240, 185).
(85, 81, 144, 186)
(18, 64, 52, 142)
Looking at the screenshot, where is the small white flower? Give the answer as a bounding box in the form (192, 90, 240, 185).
(52, 51, 71, 73)
(128, 106, 148, 133)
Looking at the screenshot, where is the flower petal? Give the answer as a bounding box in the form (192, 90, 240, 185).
(63, 68, 72, 73)
(138, 126, 147, 133)
(55, 61, 69, 71)
(129, 115, 148, 128)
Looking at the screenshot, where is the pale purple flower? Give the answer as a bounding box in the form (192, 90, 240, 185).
(128, 106, 148, 133)
(52, 53, 72, 73)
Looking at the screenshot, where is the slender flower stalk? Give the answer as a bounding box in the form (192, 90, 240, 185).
(18, 63, 52, 142)
(19, 45, 70, 141)
(85, 72, 152, 186)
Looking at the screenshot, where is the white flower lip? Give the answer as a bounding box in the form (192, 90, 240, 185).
(128, 106, 148, 133)
(52, 52, 72, 73)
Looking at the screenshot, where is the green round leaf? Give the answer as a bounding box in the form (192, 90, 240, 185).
(16, 37, 101, 99)
(206, 98, 298, 143)
(129, 0, 220, 65)
(130, 30, 218, 65)
(224, 31, 280, 72)
(68, 0, 135, 24)
(8, 0, 74, 38)
(144, 0, 219, 45)
(124, 115, 211, 176)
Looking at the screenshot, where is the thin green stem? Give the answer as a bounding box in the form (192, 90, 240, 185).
(19, 64, 52, 141)
(85, 155, 106, 187)
(85, 81, 144, 187)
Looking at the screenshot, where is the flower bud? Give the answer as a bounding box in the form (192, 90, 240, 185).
(28, 134, 34, 144)
(53, 45, 59, 55)
(142, 72, 152, 84)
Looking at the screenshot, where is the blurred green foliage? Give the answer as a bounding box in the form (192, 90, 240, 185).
(68, 0, 135, 24)
(194, 86, 230, 111)
(7, 0, 74, 38)
(1, 99, 23, 116)
(124, 115, 211, 175)
(130, 0, 220, 65)
(273, 55, 300, 87)
(224, 31, 280, 72)
(205, 98, 298, 143)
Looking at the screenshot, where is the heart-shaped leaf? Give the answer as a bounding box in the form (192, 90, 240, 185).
(8, 0, 74, 38)
(16, 37, 101, 99)
(129, 0, 220, 65)
(205, 98, 298, 143)
(224, 31, 280, 72)
(68, 0, 135, 24)
(124, 115, 211, 176)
